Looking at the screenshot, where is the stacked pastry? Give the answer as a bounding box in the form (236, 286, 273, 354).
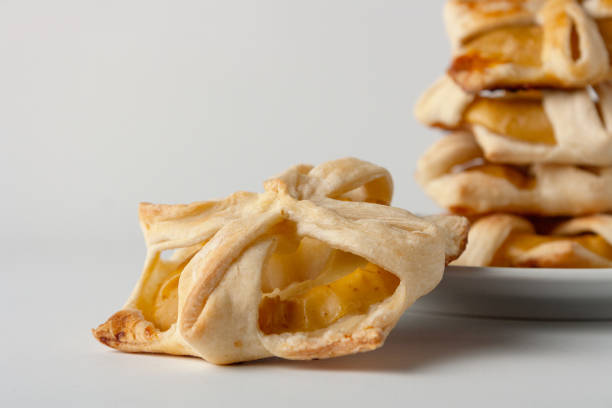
(415, 0, 612, 268)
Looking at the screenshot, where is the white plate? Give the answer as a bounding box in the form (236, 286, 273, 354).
(413, 266, 612, 320)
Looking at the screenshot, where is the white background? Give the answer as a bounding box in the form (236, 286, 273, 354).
(1, 1, 611, 406)
(1, 0, 450, 266)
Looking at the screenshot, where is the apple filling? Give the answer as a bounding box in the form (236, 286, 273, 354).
(491, 232, 612, 267)
(464, 163, 536, 189)
(450, 20, 612, 88)
(465, 98, 556, 145)
(136, 245, 206, 332)
(258, 224, 399, 335)
(259, 263, 398, 334)
(152, 271, 181, 331)
(461, 25, 543, 68)
(450, 25, 543, 81)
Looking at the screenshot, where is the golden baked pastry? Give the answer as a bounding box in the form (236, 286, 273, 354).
(416, 131, 612, 216)
(415, 76, 612, 166)
(446, 0, 612, 91)
(453, 213, 612, 267)
(93, 158, 468, 364)
(584, 0, 612, 18)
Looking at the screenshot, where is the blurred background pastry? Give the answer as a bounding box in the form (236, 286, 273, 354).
(416, 0, 612, 268)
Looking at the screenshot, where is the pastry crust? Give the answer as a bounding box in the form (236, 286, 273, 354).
(416, 131, 612, 216)
(93, 158, 468, 364)
(416, 76, 612, 166)
(583, 0, 612, 18)
(446, 0, 612, 91)
(453, 213, 612, 267)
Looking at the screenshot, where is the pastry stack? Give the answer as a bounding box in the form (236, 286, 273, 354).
(415, 0, 612, 268)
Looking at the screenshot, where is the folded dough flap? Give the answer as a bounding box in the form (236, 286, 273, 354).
(265, 157, 393, 205)
(423, 214, 470, 263)
(137, 191, 260, 250)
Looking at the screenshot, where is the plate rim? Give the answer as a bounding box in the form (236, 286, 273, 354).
(446, 265, 612, 283)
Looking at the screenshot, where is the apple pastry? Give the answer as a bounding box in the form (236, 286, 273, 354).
(415, 75, 612, 166)
(446, 0, 612, 91)
(93, 158, 468, 364)
(416, 131, 612, 215)
(453, 213, 612, 267)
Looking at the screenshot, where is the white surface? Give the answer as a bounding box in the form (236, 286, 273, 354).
(3, 261, 612, 406)
(415, 266, 612, 320)
(1, 0, 611, 406)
